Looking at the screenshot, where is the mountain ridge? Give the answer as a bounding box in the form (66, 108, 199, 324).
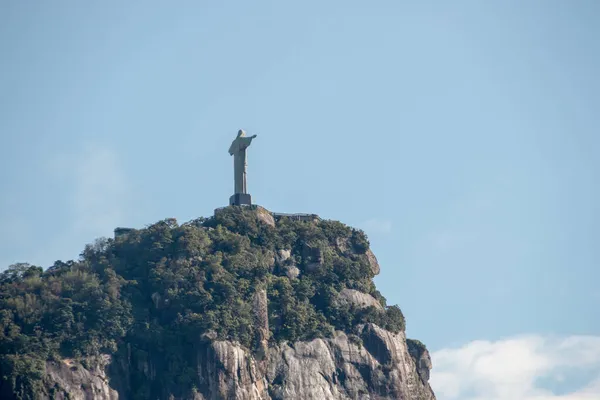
(0, 206, 435, 399)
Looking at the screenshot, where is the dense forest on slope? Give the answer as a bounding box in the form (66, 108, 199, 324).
(0, 207, 413, 399)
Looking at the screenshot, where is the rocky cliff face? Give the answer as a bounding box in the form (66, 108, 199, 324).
(41, 323, 434, 400)
(264, 324, 435, 400)
(41, 356, 118, 400)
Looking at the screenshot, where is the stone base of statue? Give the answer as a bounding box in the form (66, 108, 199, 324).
(229, 193, 252, 206)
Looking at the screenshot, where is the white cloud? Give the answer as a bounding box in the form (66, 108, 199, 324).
(360, 218, 393, 235)
(431, 335, 600, 400)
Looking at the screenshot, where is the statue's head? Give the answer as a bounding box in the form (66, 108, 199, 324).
(237, 129, 246, 138)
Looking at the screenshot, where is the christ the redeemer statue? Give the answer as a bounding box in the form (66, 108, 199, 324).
(228, 129, 257, 206)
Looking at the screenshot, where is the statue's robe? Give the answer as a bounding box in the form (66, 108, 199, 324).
(228, 135, 255, 194)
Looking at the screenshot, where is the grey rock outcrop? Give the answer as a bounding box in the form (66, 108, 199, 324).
(334, 238, 379, 276)
(253, 289, 270, 360)
(338, 288, 383, 310)
(194, 324, 435, 400)
(201, 330, 218, 341)
(255, 207, 275, 227)
(335, 237, 351, 254)
(42, 356, 118, 400)
(415, 350, 432, 384)
(283, 265, 300, 279)
(276, 249, 291, 263)
(275, 248, 299, 279)
(198, 340, 270, 400)
(407, 339, 432, 384)
(365, 249, 380, 276)
(266, 324, 435, 400)
(40, 324, 434, 400)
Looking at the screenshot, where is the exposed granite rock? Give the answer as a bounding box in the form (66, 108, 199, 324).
(201, 330, 218, 342)
(42, 356, 118, 400)
(338, 288, 383, 310)
(334, 238, 379, 276)
(39, 324, 434, 400)
(415, 350, 432, 384)
(267, 338, 339, 399)
(356, 325, 435, 400)
(266, 324, 435, 400)
(255, 207, 275, 227)
(283, 265, 300, 279)
(198, 341, 270, 400)
(276, 249, 291, 263)
(365, 249, 380, 276)
(335, 237, 351, 254)
(407, 339, 432, 384)
(253, 289, 270, 360)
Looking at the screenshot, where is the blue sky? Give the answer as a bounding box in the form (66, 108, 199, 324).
(1, 1, 599, 398)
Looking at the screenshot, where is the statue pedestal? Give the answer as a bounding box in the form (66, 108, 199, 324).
(229, 193, 252, 206)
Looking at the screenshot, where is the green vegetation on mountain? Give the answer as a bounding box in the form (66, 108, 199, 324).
(0, 207, 406, 399)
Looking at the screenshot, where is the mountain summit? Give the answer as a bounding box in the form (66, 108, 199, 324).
(0, 206, 435, 399)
